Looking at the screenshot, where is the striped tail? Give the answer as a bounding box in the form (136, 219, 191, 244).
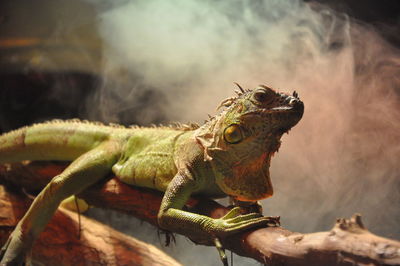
(0, 120, 116, 163)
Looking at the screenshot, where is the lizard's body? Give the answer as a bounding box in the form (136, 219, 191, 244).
(0, 85, 304, 265)
(1, 122, 223, 196)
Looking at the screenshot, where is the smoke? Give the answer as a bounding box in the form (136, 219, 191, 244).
(82, 0, 400, 264)
(269, 12, 400, 237)
(87, 0, 332, 123)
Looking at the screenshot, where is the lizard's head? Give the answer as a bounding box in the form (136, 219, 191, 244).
(196, 84, 304, 201)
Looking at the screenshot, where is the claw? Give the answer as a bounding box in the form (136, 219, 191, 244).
(266, 216, 281, 227)
(214, 238, 228, 266)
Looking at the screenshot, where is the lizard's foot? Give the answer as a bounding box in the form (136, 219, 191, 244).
(210, 207, 280, 237)
(0, 229, 29, 266)
(207, 209, 279, 265)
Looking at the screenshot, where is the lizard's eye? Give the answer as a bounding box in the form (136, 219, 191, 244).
(223, 124, 243, 144)
(253, 89, 274, 104)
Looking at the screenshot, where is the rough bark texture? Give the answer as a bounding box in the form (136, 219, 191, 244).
(1, 161, 400, 266)
(0, 188, 181, 265)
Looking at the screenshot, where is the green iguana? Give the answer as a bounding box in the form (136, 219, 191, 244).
(0, 84, 303, 265)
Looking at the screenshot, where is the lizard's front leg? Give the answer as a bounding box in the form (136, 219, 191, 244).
(0, 141, 121, 265)
(157, 172, 275, 245)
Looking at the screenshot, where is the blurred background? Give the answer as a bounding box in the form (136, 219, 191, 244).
(1, 0, 399, 265)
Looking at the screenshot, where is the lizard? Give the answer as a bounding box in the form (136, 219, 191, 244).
(0, 84, 304, 265)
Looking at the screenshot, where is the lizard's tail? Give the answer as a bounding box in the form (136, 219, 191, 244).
(0, 120, 116, 163)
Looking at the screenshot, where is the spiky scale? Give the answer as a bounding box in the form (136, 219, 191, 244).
(234, 82, 245, 93)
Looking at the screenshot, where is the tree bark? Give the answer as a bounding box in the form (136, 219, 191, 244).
(0, 187, 181, 265)
(1, 161, 399, 266)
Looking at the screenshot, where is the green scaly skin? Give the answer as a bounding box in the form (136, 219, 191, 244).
(0, 85, 303, 265)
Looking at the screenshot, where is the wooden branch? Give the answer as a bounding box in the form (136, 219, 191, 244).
(0, 187, 180, 265)
(1, 162, 400, 266)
